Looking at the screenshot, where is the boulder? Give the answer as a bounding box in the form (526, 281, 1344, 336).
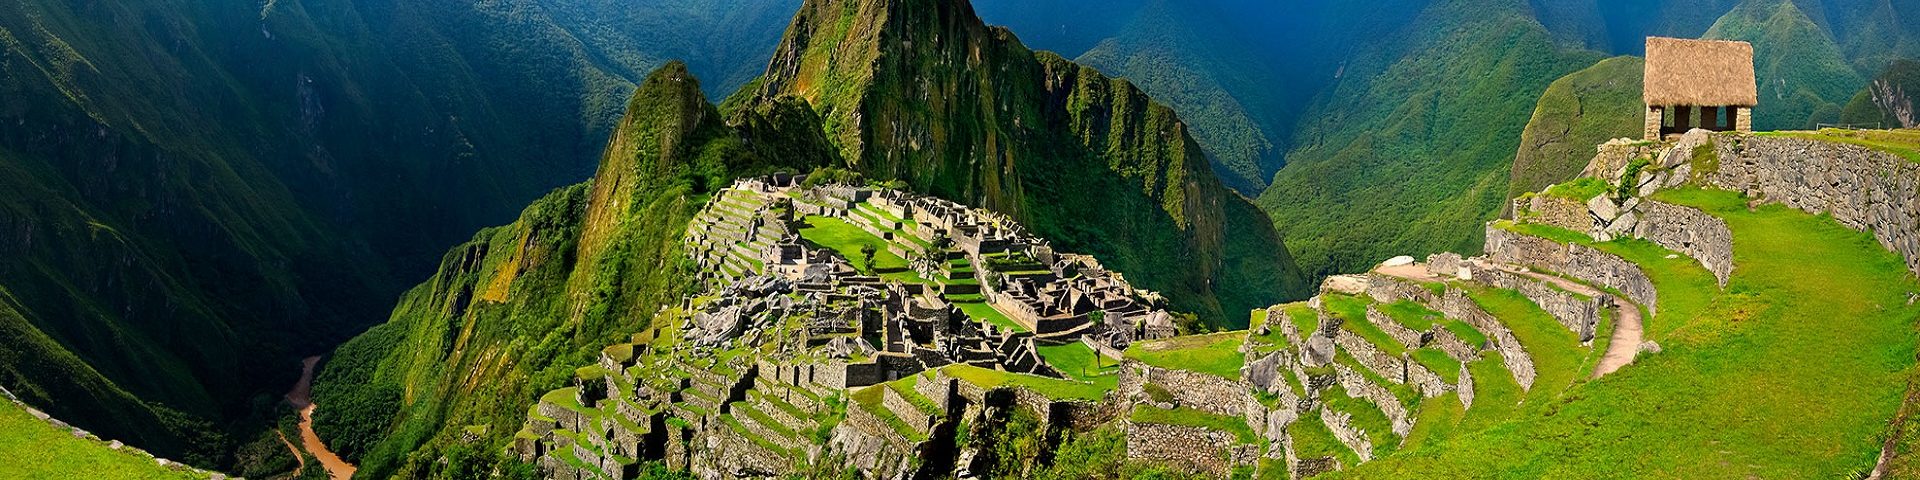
(1587, 195, 1620, 221)
(1381, 256, 1416, 268)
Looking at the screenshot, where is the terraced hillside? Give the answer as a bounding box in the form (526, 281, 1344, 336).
(508, 128, 1920, 478)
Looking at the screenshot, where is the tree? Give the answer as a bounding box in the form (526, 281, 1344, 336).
(860, 243, 878, 271)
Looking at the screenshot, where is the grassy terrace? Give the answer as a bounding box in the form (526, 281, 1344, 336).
(1036, 342, 1119, 389)
(1247, 306, 1293, 353)
(0, 400, 202, 479)
(1320, 384, 1400, 455)
(1124, 332, 1247, 380)
(1538, 176, 1609, 201)
(941, 364, 1109, 402)
(1129, 405, 1259, 444)
(1324, 294, 1407, 356)
(954, 300, 1025, 333)
(1757, 129, 1920, 163)
(1342, 188, 1920, 478)
(1292, 409, 1363, 468)
(1377, 300, 1442, 331)
(849, 385, 927, 442)
(1463, 287, 1589, 402)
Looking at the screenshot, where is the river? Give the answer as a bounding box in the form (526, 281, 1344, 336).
(285, 356, 358, 480)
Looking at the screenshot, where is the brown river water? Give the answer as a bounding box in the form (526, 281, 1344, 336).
(285, 356, 357, 480)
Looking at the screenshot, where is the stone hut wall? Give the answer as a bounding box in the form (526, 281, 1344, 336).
(1484, 226, 1659, 316)
(1466, 264, 1605, 342)
(1436, 288, 1537, 390)
(1711, 135, 1920, 275)
(1636, 200, 1734, 286)
(1332, 364, 1413, 438)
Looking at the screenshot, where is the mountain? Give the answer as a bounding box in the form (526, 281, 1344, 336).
(1704, 0, 1865, 129)
(1254, 0, 1605, 276)
(1507, 56, 1647, 199)
(309, 62, 831, 479)
(753, 0, 1310, 323)
(1842, 59, 1920, 128)
(0, 0, 795, 470)
(311, 0, 1314, 476)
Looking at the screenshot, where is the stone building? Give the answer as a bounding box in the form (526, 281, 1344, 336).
(1643, 37, 1757, 140)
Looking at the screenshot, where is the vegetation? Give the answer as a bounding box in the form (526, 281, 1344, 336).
(0, 398, 200, 479)
(1508, 56, 1645, 201)
(1035, 343, 1119, 387)
(941, 365, 1110, 402)
(1340, 188, 1920, 477)
(1129, 405, 1259, 443)
(1123, 332, 1247, 380)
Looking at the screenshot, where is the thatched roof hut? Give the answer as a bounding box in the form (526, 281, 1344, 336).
(1642, 37, 1757, 139)
(1643, 37, 1757, 107)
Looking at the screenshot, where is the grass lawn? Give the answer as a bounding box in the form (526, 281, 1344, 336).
(1129, 405, 1259, 443)
(1321, 384, 1400, 455)
(954, 300, 1025, 333)
(1124, 332, 1247, 380)
(1339, 188, 1920, 478)
(0, 400, 201, 479)
(796, 215, 912, 274)
(941, 364, 1110, 402)
(1036, 342, 1119, 388)
(1292, 409, 1364, 467)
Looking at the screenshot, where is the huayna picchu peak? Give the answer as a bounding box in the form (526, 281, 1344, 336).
(4, 0, 1920, 478)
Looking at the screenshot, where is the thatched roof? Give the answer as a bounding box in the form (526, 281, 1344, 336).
(1643, 37, 1757, 107)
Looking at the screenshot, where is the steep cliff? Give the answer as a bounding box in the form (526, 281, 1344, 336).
(308, 62, 828, 479)
(755, 0, 1309, 324)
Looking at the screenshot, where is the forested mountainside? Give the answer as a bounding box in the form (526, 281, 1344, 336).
(312, 0, 1313, 476)
(0, 0, 790, 470)
(752, 0, 1309, 324)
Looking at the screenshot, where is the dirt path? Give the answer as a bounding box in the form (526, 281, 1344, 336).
(1374, 261, 1645, 379)
(286, 356, 357, 480)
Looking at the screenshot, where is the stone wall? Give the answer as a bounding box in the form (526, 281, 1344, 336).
(1711, 135, 1920, 275)
(1484, 226, 1659, 316)
(1332, 364, 1412, 438)
(1120, 360, 1258, 419)
(883, 386, 939, 434)
(1332, 329, 1406, 385)
(1429, 326, 1480, 363)
(1457, 363, 1475, 408)
(1636, 200, 1734, 286)
(1126, 422, 1257, 477)
(1435, 288, 1537, 390)
(1366, 304, 1426, 350)
(1466, 263, 1605, 342)
(1321, 409, 1374, 462)
(1365, 272, 1436, 305)
(1521, 194, 1592, 233)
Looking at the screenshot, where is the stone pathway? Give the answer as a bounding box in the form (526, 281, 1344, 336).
(1479, 263, 1644, 379)
(1373, 261, 1646, 379)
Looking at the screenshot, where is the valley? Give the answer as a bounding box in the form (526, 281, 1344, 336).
(0, 0, 1918, 478)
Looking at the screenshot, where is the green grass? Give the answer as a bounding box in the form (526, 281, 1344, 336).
(954, 301, 1026, 333)
(1123, 332, 1247, 380)
(1036, 342, 1119, 388)
(1291, 409, 1363, 467)
(1285, 303, 1320, 337)
(849, 386, 926, 442)
(796, 215, 913, 275)
(1463, 287, 1587, 401)
(940, 364, 1110, 402)
(1320, 385, 1400, 454)
(0, 400, 202, 479)
(1377, 300, 1442, 331)
(1326, 294, 1407, 356)
(1340, 188, 1920, 477)
(1758, 129, 1920, 163)
(1540, 177, 1609, 202)
(1128, 405, 1259, 444)
(1410, 349, 1461, 384)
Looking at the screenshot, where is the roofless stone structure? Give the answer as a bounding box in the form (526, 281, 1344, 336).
(1643, 37, 1757, 140)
